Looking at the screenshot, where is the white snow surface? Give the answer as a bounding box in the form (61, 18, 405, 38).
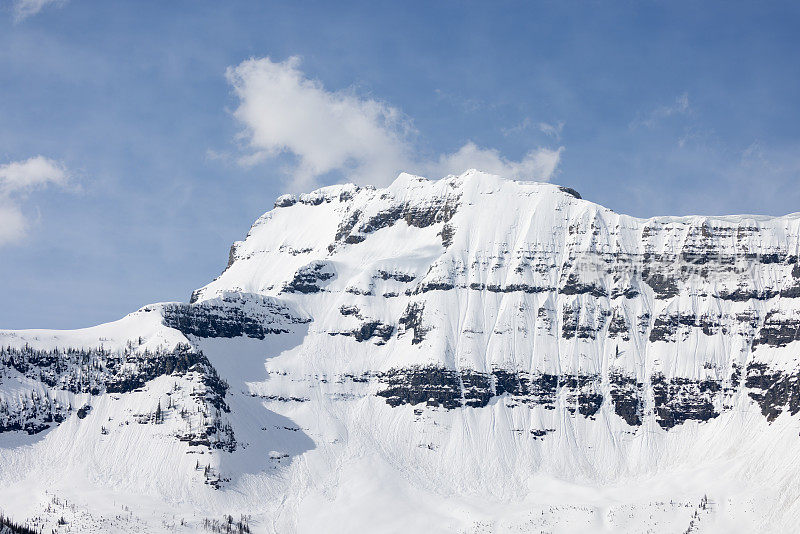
(2, 170, 800, 533)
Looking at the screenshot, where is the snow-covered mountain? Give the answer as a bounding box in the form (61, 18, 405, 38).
(3, 170, 800, 533)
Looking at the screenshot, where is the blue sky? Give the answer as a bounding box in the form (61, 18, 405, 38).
(2, 0, 799, 329)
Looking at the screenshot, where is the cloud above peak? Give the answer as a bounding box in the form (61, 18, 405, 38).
(429, 142, 562, 183)
(227, 56, 410, 190)
(226, 56, 562, 190)
(0, 156, 68, 246)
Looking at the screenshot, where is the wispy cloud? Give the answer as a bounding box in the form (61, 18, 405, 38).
(630, 92, 690, 130)
(10, 0, 64, 22)
(434, 88, 484, 113)
(538, 121, 564, 140)
(0, 155, 68, 245)
(226, 56, 563, 190)
(502, 118, 564, 141)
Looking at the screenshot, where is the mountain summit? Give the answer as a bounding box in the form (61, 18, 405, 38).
(2, 170, 800, 532)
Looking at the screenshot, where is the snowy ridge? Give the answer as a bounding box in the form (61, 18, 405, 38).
(2, 170, 800, 533)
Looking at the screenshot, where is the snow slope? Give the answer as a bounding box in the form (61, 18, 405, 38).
(2, 170, 800, 533)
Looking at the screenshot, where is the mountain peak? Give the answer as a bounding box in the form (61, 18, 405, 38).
(3, 168, 800, 532)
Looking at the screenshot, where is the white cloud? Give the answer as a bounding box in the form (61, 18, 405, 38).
(226, 56, 410, 190)
(11, 0, 63, 22)
(426, 142, 562, 182)
(226, 56, 563, 190)
(0, 155, 67, 194)
(0, 203, 26, 245)
(0, 156, 68, 245)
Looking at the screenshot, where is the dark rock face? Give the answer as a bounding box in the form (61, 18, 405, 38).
(339, 305, 361, 317)
(376, 270, 416, 282)
(334, 209, 362, 243)
(417, 281, 456, 293)
(745, 363, 800, 421)
(377, 366, 463, 409)
(646, 312, 731, 343)
(273, 194, 297, 208)
(338, 189, 357, 203)
(282, 262, 335, 294)
(642, 271, 680, 299)
(558, 186, 582, 199)
(523, 373, 560, 408)
(438, 223, 455, 247)
(299, 192, 327, 206)
(162, 295, 308, 339)
(651, 373, 720, 429)
(718, 288, 778, 301)
(577, 393, 604, 417)
(376, 367, 588, 413)
(559, 273, 607, 298)
(329, 321, 394, 344)
(362, 205, 405, 234)
(226, 243, 239, 271)
(780, 283, 800, 298)
(403, 199, 460, 228)
(0, 343, 233, 447)
(609, 373, 643, 426)
(753, 311, 800, 348)
(398, 303, 429, 345)
(467, 282, 551, 294)
(461, 372, 492, 408)
(333, 196, 460, 246)
(373, 364, 755, 430)
(561, 304, 607, 340)
(610, 286, 640, 299)
(561, 375, 603, 417)
(352, 322, 394, 343)
(649, 313, 697, 343)
(607, 310, 630, 340)
(561, 305, 580, 339)
(493, 368, 532, 397)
